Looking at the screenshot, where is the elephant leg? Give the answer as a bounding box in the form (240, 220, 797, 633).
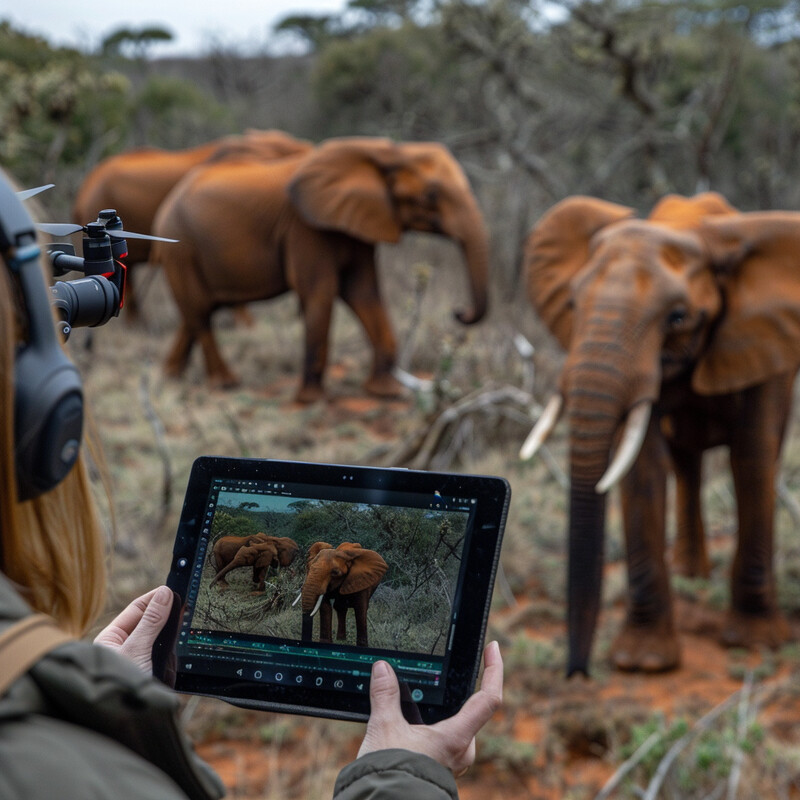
(318, 600, 333, 643)
(613, 422, 679, 672)
(669, 445, 710, 578)
(252, 565, 267, 594)
(196, 313, 239, 389)
(164, 322, 195, 378)
(724, 380, 792, 649)
(353, 596, 369, 648)
(296, 281, 337, 404)
(334, 597, 348, 640)
(339, 254, 403, 398)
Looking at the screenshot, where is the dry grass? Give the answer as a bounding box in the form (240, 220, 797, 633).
(77, 234, 800, 799)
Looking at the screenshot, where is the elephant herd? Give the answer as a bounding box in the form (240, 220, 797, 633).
(209, 533, 387, 648)
(72, 130, 487, 402)
(71, 133, 800, 676)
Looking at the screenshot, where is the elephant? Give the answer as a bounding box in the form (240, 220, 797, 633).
(519, 192, 800, 676)
(150, 136, 490, 402)
(71, 130, 312, 317)
(209, 532, 299, 592)
(297, 542, 388, 647)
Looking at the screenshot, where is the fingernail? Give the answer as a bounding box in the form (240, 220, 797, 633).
(153, 586, 172, 606)
(372, 660, 390, 678)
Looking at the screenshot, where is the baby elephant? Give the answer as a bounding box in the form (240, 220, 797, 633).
(210, 533, 299, 593)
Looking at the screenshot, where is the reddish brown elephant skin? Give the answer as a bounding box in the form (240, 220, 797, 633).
(151, 137, 489, 402)
(524, 192, 800, 675)
(210, 533, 299, 592)
(71, 130, 311, 317)
(299, 544, 388, 647)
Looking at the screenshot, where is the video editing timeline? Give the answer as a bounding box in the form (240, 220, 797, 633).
(181, 631, 445, 703)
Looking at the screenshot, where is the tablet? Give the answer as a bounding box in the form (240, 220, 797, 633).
(153, 456, 510, 723)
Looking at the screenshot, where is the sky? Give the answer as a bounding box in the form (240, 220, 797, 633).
(1, 0, 349, 56)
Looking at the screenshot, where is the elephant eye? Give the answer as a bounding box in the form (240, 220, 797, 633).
(666, 307, 688, 328)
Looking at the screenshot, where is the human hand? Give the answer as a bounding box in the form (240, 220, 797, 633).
(358, 640, 503, 775)
(93, 585, 174, 674)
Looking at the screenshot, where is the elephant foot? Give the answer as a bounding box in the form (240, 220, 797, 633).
(364, 372, 407, 398)
(294, 383, 325, 404)
(611, 621, 681, 673)
(671, 549, 711, 579)
(208, 370, 240, 390)
(721, 610, 791, 650)
(163, 360, 187, 380)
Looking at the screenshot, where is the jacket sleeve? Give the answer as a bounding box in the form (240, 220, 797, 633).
(333, 749, 459, 800)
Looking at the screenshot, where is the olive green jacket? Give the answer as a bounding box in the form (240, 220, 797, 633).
(0, 575, 458, 800)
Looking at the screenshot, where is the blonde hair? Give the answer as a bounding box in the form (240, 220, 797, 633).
(0, 243, 107, 636)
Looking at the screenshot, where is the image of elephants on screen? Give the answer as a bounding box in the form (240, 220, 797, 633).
(190, 490, 470, 656)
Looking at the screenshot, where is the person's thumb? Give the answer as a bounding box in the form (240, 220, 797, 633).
(135, 585, 173, 644)
(368, 660, 403, 719)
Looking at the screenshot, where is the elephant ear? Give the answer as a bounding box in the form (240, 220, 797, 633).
(273, 536, 300, 567)
(694, 212, 800, 394)
(648, 192, 737, 229)
(307, 541, 333, 566)
(288, 137, 404, 243)
(339, 549, 388, 595)
(525, 196, 635, 349)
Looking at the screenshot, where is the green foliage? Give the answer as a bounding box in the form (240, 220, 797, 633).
(312, 22, 470, 138)
(0, 22, 129, 184)
(101, 26, 174, 58)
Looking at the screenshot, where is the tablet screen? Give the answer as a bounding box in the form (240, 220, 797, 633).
(158, 457, 509, 722)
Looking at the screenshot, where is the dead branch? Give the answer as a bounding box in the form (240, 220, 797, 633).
(594, 730, 662, 800)
(403, 384, 538, 470)
(725, 670, 754, 800)
(643, 684, 754, 800)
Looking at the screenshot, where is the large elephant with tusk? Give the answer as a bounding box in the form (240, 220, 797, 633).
(294, 542, 388, 647)
(520, 192, 800, 676)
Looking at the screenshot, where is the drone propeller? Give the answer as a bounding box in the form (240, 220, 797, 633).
(17, 184, 55, 201)
(37, 222, 177, 243)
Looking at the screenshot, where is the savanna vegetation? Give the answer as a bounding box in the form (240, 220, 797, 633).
(3, 1, 800, 797)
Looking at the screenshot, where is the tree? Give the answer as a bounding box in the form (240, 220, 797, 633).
(101, 26, 174, 59)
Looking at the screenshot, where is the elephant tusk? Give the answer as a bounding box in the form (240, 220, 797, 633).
(595, 402, 652, 495)
(519, 394, 563, 460)
(291, 591, 302, 607)
(391, 367, 434, 393)
(310, 594, 324, 618)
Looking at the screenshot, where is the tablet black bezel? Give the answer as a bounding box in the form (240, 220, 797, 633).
(154, 455, 510, 723)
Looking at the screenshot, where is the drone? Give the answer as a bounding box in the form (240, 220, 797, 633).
(19, 185, 176, 339)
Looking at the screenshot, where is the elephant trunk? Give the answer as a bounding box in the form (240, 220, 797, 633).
(453, 207, 490, 325)
(565, 358, 629, 677)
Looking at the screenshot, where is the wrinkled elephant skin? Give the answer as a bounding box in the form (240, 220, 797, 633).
(523, 192, 800, 675)
(299, 543, 388, 647)
(210, 533, 299, 592)
(72, 130, 311, 317)
(151, 137, 490, 402)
